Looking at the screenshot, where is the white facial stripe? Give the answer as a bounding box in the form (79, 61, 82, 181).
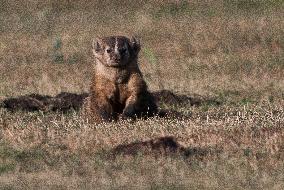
(114, 37, 119, 53)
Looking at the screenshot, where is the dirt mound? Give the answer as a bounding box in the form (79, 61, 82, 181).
(1, 90, 219, 113)
(110, 136, 219, 160)
(152, 90, 220, 107)
(111, 136, 185, 157)
(2, 94, 52, 112)
(153, 90, 198, 106)
(2, 92, 88, 112)
(52, 92, 88, 112)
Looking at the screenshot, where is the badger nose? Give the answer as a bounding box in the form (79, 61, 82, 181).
(114, 54, 121, 62)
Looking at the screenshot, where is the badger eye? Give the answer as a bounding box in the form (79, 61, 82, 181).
(106, 48, 112, 53)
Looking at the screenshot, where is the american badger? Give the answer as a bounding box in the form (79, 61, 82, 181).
(85, 36, 157, 122)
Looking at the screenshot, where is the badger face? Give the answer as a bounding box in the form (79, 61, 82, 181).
(93, 36, 140, 67)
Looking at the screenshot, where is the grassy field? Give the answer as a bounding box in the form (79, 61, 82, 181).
(0, 0, 284, 189)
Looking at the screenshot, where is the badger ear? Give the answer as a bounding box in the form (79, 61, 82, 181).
(130, 36, 141, 54)
(92, 38, 102, 53)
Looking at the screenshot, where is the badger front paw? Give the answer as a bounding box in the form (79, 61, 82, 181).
(121, 104, 136, 119)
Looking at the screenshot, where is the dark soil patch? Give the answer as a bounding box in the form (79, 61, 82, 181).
(109, 136, 221, 160)
(52, 92, 88, 112)
(152, 90, 221, 107)
(2, 92, 88, 112)
(153, 90, 198, 106)
(1, 94, 53, 112)
(1, 90, 220, 113)
(111, 136, 185, 157)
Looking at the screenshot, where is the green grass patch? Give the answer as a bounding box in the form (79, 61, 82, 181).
(153, 1, 193, 18)
(152, 1, 219, 19)
(0, 163, 15, 174)
(224, 0, 284, 14)
(0, 144, 21, 159)
(143, 47, 158, 65)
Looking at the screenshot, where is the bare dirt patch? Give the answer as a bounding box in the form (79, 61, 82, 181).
(1, 92, 88, 112)
(109, 136, 221, 161)
(110, 136, 185, 157)
(1, 90, 219, 112)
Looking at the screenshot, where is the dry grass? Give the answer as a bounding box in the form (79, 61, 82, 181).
(0, 0, 283, 96)
(0, 0, 284, 189)
(1, 103, 283, 189)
